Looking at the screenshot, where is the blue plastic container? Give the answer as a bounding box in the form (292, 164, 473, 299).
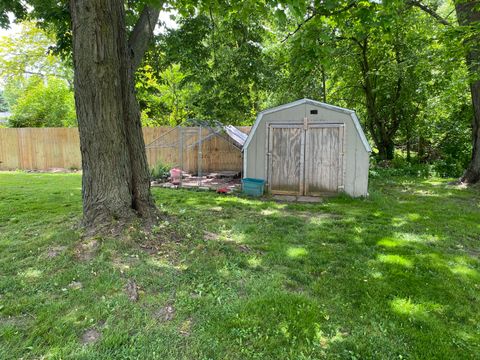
(241, 178, 266, 197)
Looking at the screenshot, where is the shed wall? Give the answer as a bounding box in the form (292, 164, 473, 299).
(244, 102, 370, 197)
(353, 135, 370, 196)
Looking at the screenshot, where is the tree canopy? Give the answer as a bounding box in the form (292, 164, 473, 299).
(0, 0, 479, 180)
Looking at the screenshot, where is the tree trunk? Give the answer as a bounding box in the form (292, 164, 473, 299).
(321, 65, 327, 103)
(377, 140, 395, 161)
(357, 37, 397, 161)
(70, 0, 159, 230)
(456, 1, 480, 183)
(406, 125, 411, 162)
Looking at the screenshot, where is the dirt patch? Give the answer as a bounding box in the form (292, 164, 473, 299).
(75, 239, 99, 261)
(288, 211, 342, 222)
(134, 216, 184, 254)
(237, 244, 251, 253)
(124, 279, 139, 302)
(112, 255, 138, 273)
(154, 304, 176, 322)
(153, 175, 241, 193)
(81, 328, 101, 345)
(455, 244, 480, 259)
(46, 246, 67, 258)
(25, 168, 80, 174)
(0, 314, 33, 327)
(203, 230, 253, 253)
(203, 231, 220, 241)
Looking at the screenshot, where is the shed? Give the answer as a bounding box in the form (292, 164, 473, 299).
(243, 99, 371, 197)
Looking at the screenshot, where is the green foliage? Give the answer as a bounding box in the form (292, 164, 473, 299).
(0, 20, 72, 84)
(157, 64, 200, 126)
(150, 161, 173, 181)
(150, 10, 273, 125)
(8, 76, 76, 127)
(136, 63, 200, 126)
(0, 90, 8, 112)
(3, 76, 28, 108)
(0, 20, 74, 128)
(1, 0, 476, 174)
(270, 0, 472, 166)
(1, 172, 480, 358)
(370, 160, 435, 179)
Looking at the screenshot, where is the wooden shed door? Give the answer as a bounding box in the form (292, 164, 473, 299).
(268, 125, 304, 195)
(304, 124, 344, 195)
(267, 123, 344, 196)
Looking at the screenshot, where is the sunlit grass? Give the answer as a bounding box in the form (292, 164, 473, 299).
(0, 171, 479, 359)
(286, 247, 308, 258)
(378, 254, 414, 268)
(390, 298, 444, 319)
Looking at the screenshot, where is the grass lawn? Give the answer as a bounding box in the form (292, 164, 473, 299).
(0, 172, 479, 359)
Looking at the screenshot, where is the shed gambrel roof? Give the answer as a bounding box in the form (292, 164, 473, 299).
(242, 99, 372, 153)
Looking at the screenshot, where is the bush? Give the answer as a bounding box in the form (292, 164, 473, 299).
(370, 155, 434, 178)
(369, 163, 434, 179)
(150, 162, 172, 181)
(8, 76, 76, 127)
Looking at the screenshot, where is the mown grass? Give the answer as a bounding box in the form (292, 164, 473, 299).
(0, 171, 479, 359)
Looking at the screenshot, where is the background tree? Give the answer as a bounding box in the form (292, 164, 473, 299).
(8, 76, 75, 127)
(148, 4, 276, 124)
(454, 0, 480, 183)
(0, 20, 75, 127)
(271, 0, 470, 164)
(405, 0, 480, 182)
(136, 63, 200, 126)
(0, 90, 8, 112)
(0, 20, 72, 85)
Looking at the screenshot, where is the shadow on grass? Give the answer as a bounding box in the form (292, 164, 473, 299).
(1, 172, 479, 359)
(147, 178, 480, 358)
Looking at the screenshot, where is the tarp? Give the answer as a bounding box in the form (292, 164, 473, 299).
(224, 125, 248, 147)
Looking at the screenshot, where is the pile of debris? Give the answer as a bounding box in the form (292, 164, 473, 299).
(152, 171, 241, 194)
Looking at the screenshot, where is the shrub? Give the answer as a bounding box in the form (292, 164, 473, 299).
(150, 162, 172, 181)
(370, 155, 434, 178)
(8, 76, 76, 127)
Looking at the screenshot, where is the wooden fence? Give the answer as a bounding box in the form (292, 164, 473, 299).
(0, 127, 251, 173)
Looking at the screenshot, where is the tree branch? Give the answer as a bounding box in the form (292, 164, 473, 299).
(281, 11, 316, 43)
(407, 0, 451, 26)
(128, 5, 162, 70)
(281, 1, 358, 43)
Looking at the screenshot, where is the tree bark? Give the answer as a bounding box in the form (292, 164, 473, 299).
(70, 0, 159, 230)
(357, 37, 396, 160)
(321, 65, 327, 103)
(456, 1, 480, 183)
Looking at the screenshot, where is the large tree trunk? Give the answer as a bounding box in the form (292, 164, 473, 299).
(357, 37, 396, 161)
(456, 1, 480, 183)
(377, 140, 395, 161)
(70, 0, 159, 230)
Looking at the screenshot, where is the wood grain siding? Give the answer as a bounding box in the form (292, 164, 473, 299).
(265, 122, 345, 196)
(268, 126, 303, 194)
(305, 125, 344, 195)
